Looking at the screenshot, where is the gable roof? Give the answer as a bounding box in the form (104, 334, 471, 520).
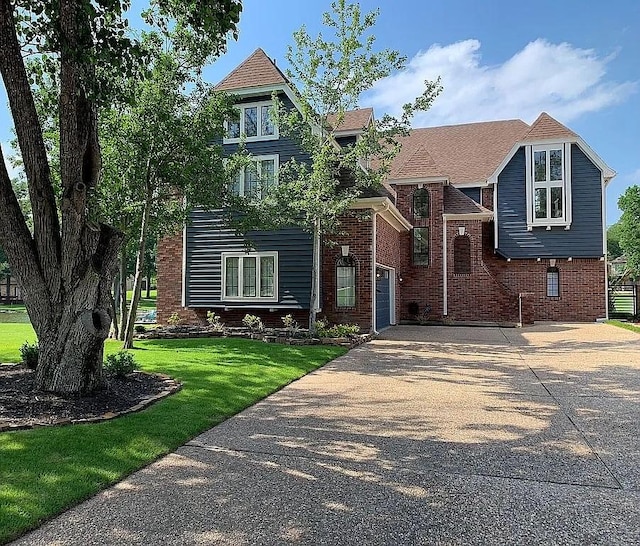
(443, 185, 493, 218)
(215, 48, 288, 91)
(389, 119, 529, 183)
(327, 108, 374, 133)
(522, 112, 577, 141)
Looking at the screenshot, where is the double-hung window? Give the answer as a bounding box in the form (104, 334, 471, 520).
(224, 101, 278, 143)
(230, 155, 278, 199)
(222, 252, 278, 302)
(336, 256, 356, 307)
(526, 143, 572, 229)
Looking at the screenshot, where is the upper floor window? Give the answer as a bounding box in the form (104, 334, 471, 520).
(413, 227, 429, 265)
(222, 252, 278, 302)
(224, 101, 278, 143)
(230, 155, 278, 199)
(526, 144, 572, 229)
(413, 189, 430, 219)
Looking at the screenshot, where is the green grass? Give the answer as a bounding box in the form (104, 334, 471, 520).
(607, 320, 640, 334)
(0, 324, 345, 543)
(126, 289, 157, 311)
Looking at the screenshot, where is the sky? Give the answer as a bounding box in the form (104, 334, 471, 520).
(1, 0, 638, 224)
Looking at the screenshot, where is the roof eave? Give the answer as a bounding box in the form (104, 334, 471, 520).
(350, 197, 412, 231)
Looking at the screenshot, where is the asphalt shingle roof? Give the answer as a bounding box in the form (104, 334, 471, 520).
(443, 185, 493, 216)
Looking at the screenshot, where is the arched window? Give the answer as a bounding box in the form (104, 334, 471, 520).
(547, 267, 560, 297)
(413, 189, 430, 219)
(453, 236, 471, 274)
(336, 256, 356, 307)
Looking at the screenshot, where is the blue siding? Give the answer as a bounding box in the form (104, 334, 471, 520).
(496, 145, 603, 258)
(459, 187, 481, 203)
(185, 210, 313, 308)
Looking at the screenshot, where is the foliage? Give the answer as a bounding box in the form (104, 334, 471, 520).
(206, 311, 225, 331)
(242, 314, 264, 332)
(0, 0, 242, 393)
(0, 331, 345, 543)
(607, 222, 624, 260)
(315, 320, 360, 338)
(618, 186, 640, 274)
(103, 351, 137, 377)
(233, 0, 440, 328)
(19, 341, 39, 370)
(281, 313, 300, 337)
(134, 324, 147, 334)
(607, 320, 640, 334)
(167, 312, 182, 326)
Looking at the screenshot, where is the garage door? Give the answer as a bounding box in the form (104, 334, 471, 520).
(376, 268, 391, 330)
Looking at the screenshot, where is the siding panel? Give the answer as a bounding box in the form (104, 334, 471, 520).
(496, 145, 603, 258)
(185, 211, 313, 308)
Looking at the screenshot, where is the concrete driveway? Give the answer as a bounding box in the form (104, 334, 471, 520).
(14, 323, 640, 545)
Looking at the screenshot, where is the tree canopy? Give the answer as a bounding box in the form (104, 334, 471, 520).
(618, 185, 640, 274)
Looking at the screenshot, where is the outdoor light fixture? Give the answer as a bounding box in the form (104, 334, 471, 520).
(398, 272, 404, 283)
(458, 226, 466, 236)
(550, 259, 556, 267)
(341, 245, 349, 257)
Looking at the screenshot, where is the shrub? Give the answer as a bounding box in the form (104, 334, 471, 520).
(167, 312, 181, 326)
(206, 311, 225, 331)
(326, 323, 360, 338)
(408, 301, 420, 316)
(281, 314, 300, 337)
(20, 342, 39, 370)
(134, 324, 147, 333)
(104, 351, 136, 377)
(314, 318, 329, 337)
(242, 314, 263, 332)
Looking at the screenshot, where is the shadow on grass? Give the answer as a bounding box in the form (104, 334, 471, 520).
(0, 336, 345, 544)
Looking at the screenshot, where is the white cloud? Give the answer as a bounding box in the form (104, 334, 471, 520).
(1, 140, 21, 181)
(366, 39, 637, 127)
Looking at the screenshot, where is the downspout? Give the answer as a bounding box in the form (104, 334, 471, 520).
(518, 293, 523, 327)
(602, 173, 609, 320)
(442, 214, 448, 316)
(314, 217, 321, 313)
(372, 211, 378, 333)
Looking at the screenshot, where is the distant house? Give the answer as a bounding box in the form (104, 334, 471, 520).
(0, 275, 23, 304)
(157, 48, 616, 330)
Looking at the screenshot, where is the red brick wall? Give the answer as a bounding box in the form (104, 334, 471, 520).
(157, 231, 201, 324)
(484, 254, 606, 321)
(393, 183, 445, 321)
(445, 220, 520, 323)
(375, 215, 403, 324)
(321, 213, 373, 331)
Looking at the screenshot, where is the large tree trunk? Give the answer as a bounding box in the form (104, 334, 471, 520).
(123, 182, 153, 349)
(0, 0, 123, 394)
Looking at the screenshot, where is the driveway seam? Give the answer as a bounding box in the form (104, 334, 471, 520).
(180, 442, 630, 493)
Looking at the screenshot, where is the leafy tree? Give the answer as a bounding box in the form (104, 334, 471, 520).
(618, 186, 640, 274)
(100, 41, 237, 349)
(238, 0, 440, 328)
(607, 222, 623, 260)
(0, 0, 241, 394)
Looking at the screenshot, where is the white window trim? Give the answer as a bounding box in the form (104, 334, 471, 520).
(525, 143, 572, 230)
(224, 100, 279, 143)
(221, 251, 279, 303)
(231, 154, 279, 199)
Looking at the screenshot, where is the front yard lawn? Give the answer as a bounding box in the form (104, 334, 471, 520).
(606, 320, 640, 334)
(0, 324, 346, 544)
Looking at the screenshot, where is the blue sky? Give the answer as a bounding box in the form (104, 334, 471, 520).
(1, 0, 638, 224)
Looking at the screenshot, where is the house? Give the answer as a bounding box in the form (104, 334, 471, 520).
(157, 48, 615, 330)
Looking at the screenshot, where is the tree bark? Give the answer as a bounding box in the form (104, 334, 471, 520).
(146, 273, 151, 299)
(118, 249, 128, 341)
(123, 180, 153, 349)
(0, 1, 124, 394)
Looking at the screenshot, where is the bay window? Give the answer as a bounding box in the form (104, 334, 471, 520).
(222, 252, 278, 301)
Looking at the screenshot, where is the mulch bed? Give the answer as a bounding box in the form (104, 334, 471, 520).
(0, 364, 180, 430)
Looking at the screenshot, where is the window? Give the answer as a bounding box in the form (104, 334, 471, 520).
(413, 227, 429, 265)
(453, 236, 471, 274)
(230, 155, 278, 199)
(222, 252, 278, 301)
(547, 267, 559, 297)
(224, 101, 278, 143)
(526, 144, 572, 228)
(413, 189, 430, 219)
(336, 256, 356, 307)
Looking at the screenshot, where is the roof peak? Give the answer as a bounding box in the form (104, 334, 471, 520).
(215, 48, 288, 91)
(522, 112, 577, 141)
